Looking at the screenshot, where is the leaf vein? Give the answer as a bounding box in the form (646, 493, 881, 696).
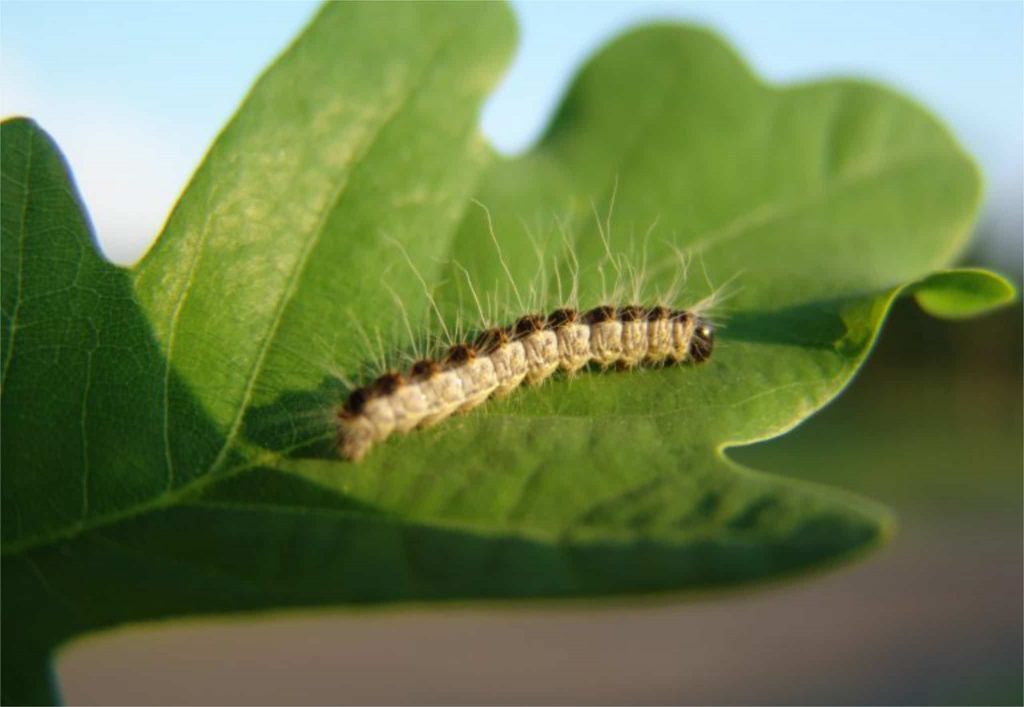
(2, 126, 33, 389)
(204, 30, 457, 481)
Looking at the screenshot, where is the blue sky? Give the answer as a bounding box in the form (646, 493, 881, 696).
(2, 1, 1021, 269)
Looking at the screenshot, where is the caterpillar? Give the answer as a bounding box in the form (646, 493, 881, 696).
(334, 197, 729, 462)
(337, 304, 715, 462)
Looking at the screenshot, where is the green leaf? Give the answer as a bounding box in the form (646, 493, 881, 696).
(910, 268, 1017, 319)
(0, 7, 1014, 705)
(0, 118, 225, 553)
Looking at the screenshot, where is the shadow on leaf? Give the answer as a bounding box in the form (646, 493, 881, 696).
(723, 295, 883, 359)
(243, 376, 348, 461)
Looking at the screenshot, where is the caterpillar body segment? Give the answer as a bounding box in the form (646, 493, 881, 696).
(390, 377, 430, 434)
(547, 308, 591, 374)
(410, 360, 463, 429)
(474, 328, 528, 397)
(618, 305, 649, 367)
(670, 310, 698, 362)
(363, 373, 400, 440)
(645, 306, 673, 363)
(337, 378, 397, 462)
(583, 306, 623, 368)
(446, 345, 499, 412)
(513, 315, 560, 385)
(337, 306, 716, 462)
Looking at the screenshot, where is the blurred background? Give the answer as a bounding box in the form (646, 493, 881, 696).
(3, 2, 1021, 704)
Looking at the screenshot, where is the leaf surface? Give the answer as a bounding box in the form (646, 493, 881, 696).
(0, 9, 1014, 705)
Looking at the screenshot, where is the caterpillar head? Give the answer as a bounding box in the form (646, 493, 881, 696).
(690, 319, 715, 363)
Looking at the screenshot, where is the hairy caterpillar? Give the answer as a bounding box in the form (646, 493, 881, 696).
(333, 195, 730, 462)
(337, 304, 715, 461)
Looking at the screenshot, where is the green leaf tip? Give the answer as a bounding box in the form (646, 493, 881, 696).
(910, 268, 1018, 320)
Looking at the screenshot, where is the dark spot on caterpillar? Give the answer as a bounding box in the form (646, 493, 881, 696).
(617, 305, 644, 322)
(409, 358, 439, 380)
(473, 327, 508, 354)
(444, 343, 476, 364)
(370, 371, 404, 395)
(545, 308, 578, 329)
(690, 320, 715, 363)
(583, 305, 615, 324)
(511, 314, 545, 339)
(646, 305, 670, 322)
(343, 386, 371, 415)
(670, 309, 693, 325)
